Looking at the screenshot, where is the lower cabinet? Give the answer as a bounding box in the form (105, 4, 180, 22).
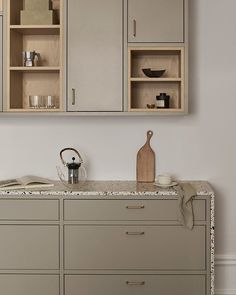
(0, 225, 59, 269)
(0, 194, 212, 295)
(0, 275, 59, 295)
(65, 275, 205, 295)
(64, 225, 205, 270)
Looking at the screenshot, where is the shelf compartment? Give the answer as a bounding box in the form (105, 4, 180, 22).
(9, 71, 61, 110)
(129, 81, 183, 111)
(10, 30, 60, 67)
(9, 0, 60, 25)
(129, 47, 184, 79)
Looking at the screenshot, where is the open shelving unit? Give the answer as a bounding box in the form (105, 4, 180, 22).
(6, 0, 64, 112)
(128, 47, 185, 113)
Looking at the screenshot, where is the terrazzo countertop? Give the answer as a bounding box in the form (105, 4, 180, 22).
(0, 180, 214, 197)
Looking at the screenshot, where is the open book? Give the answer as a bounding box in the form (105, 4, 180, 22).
(0, 175, 54, 190)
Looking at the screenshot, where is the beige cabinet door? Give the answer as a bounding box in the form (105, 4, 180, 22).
(0, 275, 59, 295)
(67, 0, 123, 111)
(65, 275, 205, 295)
(0, 225, 59, 269)
(64, 225, 205, 270)
(128, 0, 184, 43)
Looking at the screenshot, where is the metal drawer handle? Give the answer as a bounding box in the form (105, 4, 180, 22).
(72, 88, 76, 105)
(126, 205, 145, 209)
(126, 231, 145, 236)
(126, 281, 145, 286)
(133, 19, 136, 37)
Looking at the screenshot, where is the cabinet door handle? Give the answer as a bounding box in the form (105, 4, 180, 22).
(133, 19, 136, 37)
(72, 88, 76, 105)
(126, 205, 145, 209)
(126, 231, 145, 236)
(126, 281, 145, 286)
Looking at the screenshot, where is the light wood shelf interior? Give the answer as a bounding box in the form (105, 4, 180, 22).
(9, 0, 60, 25)
(128, 47, 185, 112)
(7, 0, 64, 112)
(10, 71, 60, 110)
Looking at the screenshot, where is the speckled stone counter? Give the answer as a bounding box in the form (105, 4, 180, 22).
(0, 180, 215, 294)
(0, 180, 214, 197)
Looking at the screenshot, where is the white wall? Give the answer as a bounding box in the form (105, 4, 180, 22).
(0, 0, 236, 292)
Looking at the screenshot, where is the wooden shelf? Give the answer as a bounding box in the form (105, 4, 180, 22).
(10, 67, 60, 72)
(129, 108, 184, 113)
(10, 25, 60, 35)
(128, 47, 185, 112)
(130, 78, 182, 82)
(7, 108, 61, 113)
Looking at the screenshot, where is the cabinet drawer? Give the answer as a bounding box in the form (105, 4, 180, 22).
(64, 225, 205, 270)
(0, 275, 59, 295)
(64, 199, 205, 221)
(65, 275, 205, 295)
(0, 225, 59, 269)
(0, 199, 59, 220)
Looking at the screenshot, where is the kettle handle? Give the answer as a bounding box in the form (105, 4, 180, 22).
(60, 148, 83, 166)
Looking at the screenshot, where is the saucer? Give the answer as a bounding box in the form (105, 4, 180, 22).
(154, 181, 178, 188)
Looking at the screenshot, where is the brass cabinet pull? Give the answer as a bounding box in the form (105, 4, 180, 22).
(126, 281, 145, 286)
(126, 205, 145, 209)
(133, 19, 136, 37)
(126, 231, 145, 235)
(72, 88, 76, 105)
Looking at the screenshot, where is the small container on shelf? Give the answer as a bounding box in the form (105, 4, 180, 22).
(156, 93, 170, 109)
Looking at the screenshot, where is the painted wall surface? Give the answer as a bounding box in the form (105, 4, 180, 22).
(0, 0, 235, 292)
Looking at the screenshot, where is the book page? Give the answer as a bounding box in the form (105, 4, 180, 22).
(19, 175, 53, 186)
(0, 179, 20, 188)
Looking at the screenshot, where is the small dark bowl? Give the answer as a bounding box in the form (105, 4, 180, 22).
(142, 68, 166, 78)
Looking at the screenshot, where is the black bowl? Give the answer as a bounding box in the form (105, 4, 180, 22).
(142, 68, 166, 78)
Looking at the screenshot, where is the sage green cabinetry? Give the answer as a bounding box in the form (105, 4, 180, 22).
(128, 0, 184, 43)
(0, 188, 212, 295)
(67, 0, 123, 112)
(65, 275, 205, 295)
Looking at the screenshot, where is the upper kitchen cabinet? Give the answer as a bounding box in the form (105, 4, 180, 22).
(128, 0, 184, 43)
(67, 0, 123, 112)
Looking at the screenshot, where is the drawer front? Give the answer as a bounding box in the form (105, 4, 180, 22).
(0, 275, 59, 295)
(65, 275, 205, 295)
(0, 225, 59, 269)
(0, 199, 59, 220)
(64, 225, 205, 270)
(64, 199, 205, 221)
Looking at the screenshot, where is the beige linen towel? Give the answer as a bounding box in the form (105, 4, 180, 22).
(174, 183, 196, 230)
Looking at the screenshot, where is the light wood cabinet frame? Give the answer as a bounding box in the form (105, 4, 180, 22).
(5, 0, 64, 112)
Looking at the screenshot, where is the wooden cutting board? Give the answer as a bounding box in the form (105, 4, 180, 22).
(136, 130, 156, 183)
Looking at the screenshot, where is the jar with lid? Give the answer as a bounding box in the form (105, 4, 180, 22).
(156, 93, 170, 109)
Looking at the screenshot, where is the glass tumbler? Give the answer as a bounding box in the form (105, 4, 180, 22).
(29, 95, 44, 108)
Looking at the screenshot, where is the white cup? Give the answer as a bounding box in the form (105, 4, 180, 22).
(157, 174, 172, 185)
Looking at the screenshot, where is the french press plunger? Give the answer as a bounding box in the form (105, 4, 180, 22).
(59, 148, 86, 184)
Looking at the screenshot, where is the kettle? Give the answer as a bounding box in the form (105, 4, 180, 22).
(57, 148, 87, 186)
